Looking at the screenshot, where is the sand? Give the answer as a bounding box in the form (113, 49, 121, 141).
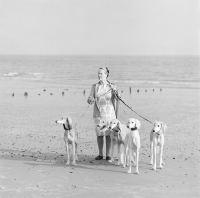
(0, 80, 200, 198)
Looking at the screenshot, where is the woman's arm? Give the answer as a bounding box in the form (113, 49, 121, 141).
(110, 83, 121, 99)
(87, 84, 95, 105)
(109, 82, 120, 118)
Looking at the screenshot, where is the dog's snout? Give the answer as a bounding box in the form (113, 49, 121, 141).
(55, 120, 58, 123)
(153, 130, 155, 132)
(127, 126, 129, 128)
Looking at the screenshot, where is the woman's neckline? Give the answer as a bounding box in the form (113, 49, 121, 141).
(99, 80, 109, 86)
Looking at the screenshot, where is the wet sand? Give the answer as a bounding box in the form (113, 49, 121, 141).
(0, 81, 200, 198)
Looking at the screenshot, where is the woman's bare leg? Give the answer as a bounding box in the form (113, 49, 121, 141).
(106, 136, 111, 157)
(97, 136, 104, 156)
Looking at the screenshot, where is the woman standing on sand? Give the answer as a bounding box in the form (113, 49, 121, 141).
(87, 67, 120, 160)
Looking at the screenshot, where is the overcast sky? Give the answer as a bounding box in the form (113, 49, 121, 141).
(0, 0, 199, 56)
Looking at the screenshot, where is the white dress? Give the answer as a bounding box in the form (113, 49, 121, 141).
(93, 83, 116, 136)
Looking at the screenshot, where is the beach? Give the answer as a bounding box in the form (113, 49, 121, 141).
(0, 0, 199, 195)
(0, 79, 199, 198)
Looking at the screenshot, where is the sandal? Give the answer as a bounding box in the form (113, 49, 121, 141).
(106, 156, 111, 160)
(95, 155, 103, 160)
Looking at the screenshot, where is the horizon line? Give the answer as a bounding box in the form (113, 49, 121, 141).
(0, 54, 199, 57)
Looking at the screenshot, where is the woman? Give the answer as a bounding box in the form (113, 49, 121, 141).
(87, 67, 120, 160)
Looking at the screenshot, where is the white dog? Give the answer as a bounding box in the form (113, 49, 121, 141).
(150, 121, 167, 170)
(109, 119, 130, 166)
(55, 116, 78, 165)
(125, 118, 141, 174)
(95, 117, 110, 136)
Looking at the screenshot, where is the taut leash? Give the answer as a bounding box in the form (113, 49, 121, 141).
(74, 104, 91, 127)
(87, 83, 153, 124)
(113, 90, 153, 124)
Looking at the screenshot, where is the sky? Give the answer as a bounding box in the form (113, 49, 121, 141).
(0, 0, 199, 56)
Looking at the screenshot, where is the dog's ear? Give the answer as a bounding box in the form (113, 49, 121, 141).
(135, 119, 141, 130)
(66, 117, 73, 130)
(117, 120, 122, 130)
(161, 122, 167, 133)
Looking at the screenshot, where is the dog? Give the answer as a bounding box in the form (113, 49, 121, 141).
(55, 116, 78, 165)
(109, 119, 130, 166)
(96, 117, 110, 134)
(150, 121, 167, 170)
(125, 118, 141, 174)
(94, 117, 111, 137)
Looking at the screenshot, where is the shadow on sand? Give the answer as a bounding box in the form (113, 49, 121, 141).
(0, 148, 152, 174)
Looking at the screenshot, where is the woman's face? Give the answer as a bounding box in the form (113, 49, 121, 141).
(98, 69, 107, 81)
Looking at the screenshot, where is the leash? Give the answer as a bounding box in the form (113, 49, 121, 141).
(75, 86, 112, 128)
(88, 82, 153, 124)
(74, 104, 91, 127)
(113, 90, 153, 124)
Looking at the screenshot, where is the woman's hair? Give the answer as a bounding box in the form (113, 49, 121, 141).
(100, 67, 109, 77)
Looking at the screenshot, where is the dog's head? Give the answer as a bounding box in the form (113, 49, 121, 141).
(109, 119, 120, 132)
(127, 118, 141, 131)
(95, 117, 109, 130)
(55, 116, 72, 130)
(152, 121, 167, 135)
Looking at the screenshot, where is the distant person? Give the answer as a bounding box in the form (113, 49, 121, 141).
(87, 67, 120, 160)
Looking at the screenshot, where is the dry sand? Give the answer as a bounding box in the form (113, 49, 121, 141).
(0, 81, 200, 198)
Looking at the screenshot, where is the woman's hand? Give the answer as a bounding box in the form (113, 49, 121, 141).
(110, 83, 117, 91)
(110, 83, 121, 99)
(87, 96, 95, 105)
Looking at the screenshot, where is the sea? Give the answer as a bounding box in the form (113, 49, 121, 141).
(0, 55, 199, 90)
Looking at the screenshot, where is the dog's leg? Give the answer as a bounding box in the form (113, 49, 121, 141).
(159, 146, 165, 168)
(150, 131, 153, 165)
(161, 147, 165, 165)
(116, 142, 120, 165)
(123, 137, 129, 167)
(65, 142, 70, 165)
(123, 146, 127, 168)
(135, 149, 139, 174)
(150, 141, 153, 165)
(116, 143, 121, 166)
(131, 152, 136, 166)
(126, 148, 130, 167)
(75, 142, 79, 162)
(123, 145, 129, 168)
(161, 138, 165, 166)
(152, 145, 157, 170)
(71, 142, 76, 166)
(109, 138, 115, 163)
(127, 149, 132, 174)
(120, 145, 124, 165)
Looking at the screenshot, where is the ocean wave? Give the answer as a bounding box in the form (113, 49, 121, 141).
(112, 79, 200, 88)
(2, 72, 18, 77)
(124, 80, 160, 84)
(2, 72, 44, 78)
(112, 80, 161, 85)
(29, 73, 44, 77)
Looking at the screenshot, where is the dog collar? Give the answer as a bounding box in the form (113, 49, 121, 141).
(131, 127, 137, 131)
(153, 128, 162, 135)
(63, 124, 70, 131)
(113, 128, 120, 133)
(99, 125, 107, 130)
